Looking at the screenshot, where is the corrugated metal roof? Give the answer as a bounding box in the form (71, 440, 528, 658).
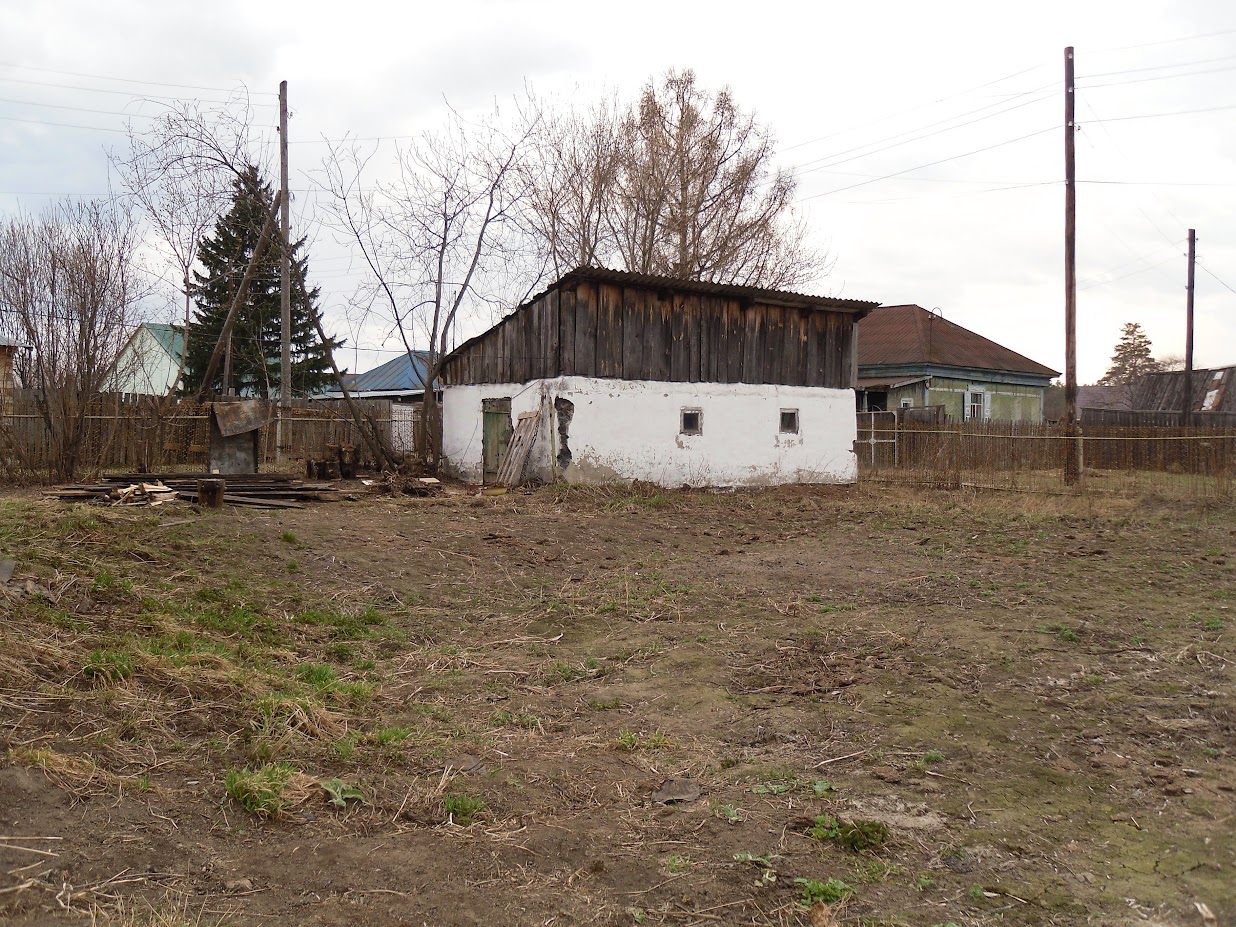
(858, 304, 1059, 377)
(338, 351, 436, 393)
(1133, 366, 1236, 413)
(553, 266, 879, 313)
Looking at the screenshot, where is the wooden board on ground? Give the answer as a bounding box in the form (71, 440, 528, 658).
(496, 410, 542, 488)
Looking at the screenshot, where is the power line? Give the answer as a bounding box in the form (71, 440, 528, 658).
(0, 61, 276, 96)
(0, 113, 128, 133)
(1077, 61, 1236, 90)
(0, 74, 277, 107)
(1090, 27, 1236, 54)
(1083, 101, 1236, 122)
(1079, 52, 1236, 80)
(779, 62, 1048, 153)
(0, 94, 161, 119)
(1079, 253, 1181, 291)
(790, 87, 1054, 177)
(1197, 261, 1236, 297)
(798, 125, 1058, 202)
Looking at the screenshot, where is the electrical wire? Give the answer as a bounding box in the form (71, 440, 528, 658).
(0, 61, 276, 95)
(1079, 52, 1236, 79)
(779, 62, 1048, 153)
(789, 86, 1055, 177)
(798, 125, 1057, 202)
(1090, 27, 1236, 54)
(1197, 262, 1236, 297)
(0, 95, 161, 119)
(0, 74, 276, 106)
(0, 113, 128, 133)
(1077, 61, 1236, 90)
(1084, 101, 1236, 122)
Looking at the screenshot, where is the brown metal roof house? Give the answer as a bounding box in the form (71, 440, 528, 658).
(856, 304, 1059, 422)
(439, 267, 878, 487)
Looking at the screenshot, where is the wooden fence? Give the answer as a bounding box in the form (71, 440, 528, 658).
(857, 413, 1236, 496)
(0, 390, 412, 481)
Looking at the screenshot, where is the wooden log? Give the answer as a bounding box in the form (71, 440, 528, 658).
(197, 479, 226, 509)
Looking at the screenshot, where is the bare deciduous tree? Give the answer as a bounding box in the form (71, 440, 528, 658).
(526, 70, 827, 289)
(112, 98, 256, 400)
(317, 109, 537, 463)
(0, 199, 147, 480)
(521, 91, 623, 278)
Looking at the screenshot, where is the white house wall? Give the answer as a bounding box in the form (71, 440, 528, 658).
(110, 329, 179, 396)
(442, 376, 858, 487)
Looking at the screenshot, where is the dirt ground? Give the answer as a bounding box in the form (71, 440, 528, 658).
(0, 481, 1232, 927)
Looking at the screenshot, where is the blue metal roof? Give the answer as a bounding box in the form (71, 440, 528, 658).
(335, 350, 437, 394)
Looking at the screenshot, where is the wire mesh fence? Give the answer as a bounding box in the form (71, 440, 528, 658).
(0, 390, 416, 481)
(857, 413, 1236, 502)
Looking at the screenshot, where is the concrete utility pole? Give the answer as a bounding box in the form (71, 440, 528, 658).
(1063, 46, 1080, 485)
(1183, 228, 1196, 426)
(279, 80, 292, 410)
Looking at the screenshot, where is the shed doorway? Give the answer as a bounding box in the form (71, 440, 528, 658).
(482, 398, 513, 484)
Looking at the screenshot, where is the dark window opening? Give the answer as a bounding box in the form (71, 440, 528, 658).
(780, 409, 800, 434)
(680, 408, 702, 435)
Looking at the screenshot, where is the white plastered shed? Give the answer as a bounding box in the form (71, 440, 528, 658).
(438, 267, 878, 488)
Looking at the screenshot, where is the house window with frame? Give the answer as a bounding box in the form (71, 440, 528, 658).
(964, 389, 989, 422)
(900, 398, 913, 409)
(779, 409, 800, 434)
(680, 408, 702, 435)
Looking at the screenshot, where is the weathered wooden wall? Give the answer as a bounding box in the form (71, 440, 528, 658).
(444, 279, 862, 389)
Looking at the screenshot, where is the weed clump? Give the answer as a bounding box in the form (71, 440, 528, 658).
(807, 814, 890, 852)
(83, 648, 134, 685)
(794, 877, 854, 905)
(224, 762, 302, 817)
(443, 793, 485, 825)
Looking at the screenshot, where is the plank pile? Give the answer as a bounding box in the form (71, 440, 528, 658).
(49, 473, 342, 509)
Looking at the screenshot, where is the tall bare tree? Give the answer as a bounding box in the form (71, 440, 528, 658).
(112, 97, 257, 400)
(520, 91, 623, 278)
(526, 70, 827, 289)
(317, 108, 537, 463)
(0, 199, 147, 480)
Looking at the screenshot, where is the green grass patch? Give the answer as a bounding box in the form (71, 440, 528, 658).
(224, 762, 299, 817)
(443, 793, 485, 825)
(83, 648, 134, 685)
(795, 877, 854, 906)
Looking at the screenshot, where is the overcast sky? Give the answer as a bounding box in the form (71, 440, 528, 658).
(3, 0, 1235, 382)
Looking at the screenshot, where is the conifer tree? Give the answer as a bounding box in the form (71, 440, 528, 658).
(1098, 322, 1161, 386)
(185, 165, 340, 397)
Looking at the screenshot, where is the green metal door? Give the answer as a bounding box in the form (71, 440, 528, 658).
(482, 398, 513, 484)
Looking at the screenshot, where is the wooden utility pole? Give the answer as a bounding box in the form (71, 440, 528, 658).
(279, 80, 292, 409)
(1183, 228, 1196, 426)
(1063, 46, 1080, 485)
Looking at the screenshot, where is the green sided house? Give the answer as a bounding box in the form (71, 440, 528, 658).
(856, 304, 1058, 422)
(109, 323, 186, 396)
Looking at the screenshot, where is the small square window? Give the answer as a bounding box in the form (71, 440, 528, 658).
(779, 409, 799, 434)
(680, 408, 702, 435)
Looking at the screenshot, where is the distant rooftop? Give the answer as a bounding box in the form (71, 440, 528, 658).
(322, 350, 437, 395)
(859, 304, 1059, 377)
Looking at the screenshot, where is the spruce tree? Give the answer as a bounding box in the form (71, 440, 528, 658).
(1098, 322, 1160, 386)
(185, 165, 340, 397)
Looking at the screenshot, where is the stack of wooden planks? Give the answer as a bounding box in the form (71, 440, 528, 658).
(49, 473, 342, 509)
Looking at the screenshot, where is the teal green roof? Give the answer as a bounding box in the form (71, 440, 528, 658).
(143, 323, 185, 361)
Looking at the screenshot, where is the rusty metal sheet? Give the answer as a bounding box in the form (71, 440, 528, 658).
(211, 400, 273, 437)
